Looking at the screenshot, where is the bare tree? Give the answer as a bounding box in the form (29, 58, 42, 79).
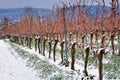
(22, 7, 38, 48)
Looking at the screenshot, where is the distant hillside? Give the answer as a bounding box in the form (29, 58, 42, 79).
(66, 5, 112, 18)
(86, 5, 111, 17)
(0, 8, 53, 22)
(0, 6, 117, 23)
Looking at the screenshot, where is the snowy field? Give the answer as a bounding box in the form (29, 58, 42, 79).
(0, 39, 119, 80)
(0, 40, 40, 80)
(0, 39, 97, 80)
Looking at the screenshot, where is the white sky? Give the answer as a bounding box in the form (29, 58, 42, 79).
(0, 0, 112, 9)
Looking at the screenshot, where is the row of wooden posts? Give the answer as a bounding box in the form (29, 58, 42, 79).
(8, 27, 120, 80)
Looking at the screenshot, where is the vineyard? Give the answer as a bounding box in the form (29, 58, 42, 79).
(1, 0, 120, 80)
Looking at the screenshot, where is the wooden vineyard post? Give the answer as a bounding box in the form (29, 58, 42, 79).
(48, 40, 52, 58)
(14, 36, 17, 43)
(18, 36, 20, 44)
(60, 41, 65, 63)
(60, 33, 63, 41)
(24, 36, 26, 46)
(76, 26, 80, 42)
(90, 32, 93, 46)
(26, 36, 28, 47)
(35, 35, 39, 52)
(69, 32, 72, 42)
(38, 37, 41, 54)
(82, 35, 85, 49)
(95, 28, 98, 43)
(40, 35, 43, 55)
(25, 37, 28, 47)
(100, 35, 105, 48)
(16, 36, 18, 43)
(12, 36, 15, 42)
(98, 49, 105, 80)
(102, 28, 106, 35)
(21, 36, 23, 46)
(111, 33, 115, 55)
(43, 36, 47, 56)
(21, 37, 24, 46)
(35, 37, 38, 52)
(22, 37, 25, 46)
(118, 29, 120, 55)
(63, 5, 69, 66)
(53, 39, 59, 62)
(29, 37, 32, 49)
(84, 47, 89, 76)
(71, 42, 77, 70)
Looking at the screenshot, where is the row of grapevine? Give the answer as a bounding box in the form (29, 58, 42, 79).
(1, 0, 120, 80)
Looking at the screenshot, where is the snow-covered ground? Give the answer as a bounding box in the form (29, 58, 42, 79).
(6, 39, 101, 80)
(0, 39, 119, 80)
(0, 40, 40, 80)
(0, 39, 99, 80)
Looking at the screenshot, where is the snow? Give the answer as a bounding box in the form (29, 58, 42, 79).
(0, 40, 40, 80)
(12, 41, 101, 80)
(0, 39, 110, 80)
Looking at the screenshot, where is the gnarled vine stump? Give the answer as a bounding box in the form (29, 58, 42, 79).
(98, 49, 105, 80)
(60, 41, 64, 63)
(84, 47, 89, 76)
(71, 42, 77, 70)
(53, 39, 59, 62)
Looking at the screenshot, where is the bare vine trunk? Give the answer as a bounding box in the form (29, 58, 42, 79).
(35, 38, 37, 52)
(20, 37, 23, 45)
(90, 32, 93, 46)
(43, 37, 47, 56)
(53, 39, 59, 62)
(26, 37, 29, 47)
(111, 33, 115, 55)
(95, 29, 98, 43)
(29, 37, 32, 49)
(60, 41, 64, 63)
(84, 47, 89, 76)
(71, 42, 76, 70)
(48, 41, 52, 58)
(38, 37, 41, 54)
(100, 35, 105, 48)
(98, 49, 105, 80)
(82, 35, 85, 49)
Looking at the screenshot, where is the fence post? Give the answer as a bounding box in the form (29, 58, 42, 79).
(53, 39, 59, 62)
(71, 42, 77, 70)
(98, 48, 105, 80)
(84, 47, 89, 76)
(60, 41, 64, 63)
